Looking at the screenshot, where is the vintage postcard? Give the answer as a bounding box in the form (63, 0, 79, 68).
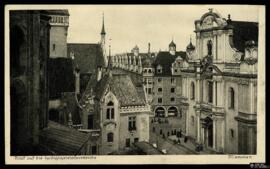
(4, 5, 266, 164)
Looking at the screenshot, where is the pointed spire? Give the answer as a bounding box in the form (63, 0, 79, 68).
(101, 12, 106, 35)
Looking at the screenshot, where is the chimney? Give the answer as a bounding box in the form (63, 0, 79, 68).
(148, 43, 151, 54)
(97, 66, 102, 81)
(74, 67, 80, 94)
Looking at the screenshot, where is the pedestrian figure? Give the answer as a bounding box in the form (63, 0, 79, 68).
(199, 144, 203, 151)
(174, 129, 177, 135)
(167, 131, 170, 137)
(184, 136, 188, 143)
(160, 129, 163, 135)
(171, 130, 174, 135)
(162, 134, 165, 139)
(177, 138, 181, 144)
(195, 145, 200, 152)
(173, 140, 177, 144)
(179, 129, 182, 138)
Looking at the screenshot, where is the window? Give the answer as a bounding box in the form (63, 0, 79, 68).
(158, 98, 162, 103)
(171, 78, 175, 83)
(208, 81, 213, 103)
(128, 116, 136, 131)
(126, 138, 130, 147)
(106, 101, 114, 120)
(148, 69, 152, 73)
(190, 82, 195, 100)
(171, 88, 175, 93)
(229, 87, 235, 109)
(53, 44, 56, 51)
(134, 138, 139, 143)
(88, 115, 93, 129)
(158, 78, 162, 82)
(107, 132, 114, 142)
(148, 88, 152, 94)
(174, 69, 178, 73)
(158, 88, 162, 92)
(170, 97, 175, 102)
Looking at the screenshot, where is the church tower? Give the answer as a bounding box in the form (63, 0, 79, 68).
(100, 13, 107, 66)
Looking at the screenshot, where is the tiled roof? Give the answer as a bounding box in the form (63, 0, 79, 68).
(39, 121, 90, 155)
(228, 21, 258, 53)
(67, 43, 105, 74)
(153, 51, 187, 76)
(48, 58, 75, 99)
(82, 72, 146, 107)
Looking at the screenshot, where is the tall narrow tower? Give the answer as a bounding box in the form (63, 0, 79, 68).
(47, 10, 69, 58)
(100, 13, 107, 66)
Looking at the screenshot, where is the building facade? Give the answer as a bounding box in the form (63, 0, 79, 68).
(10, 10, 51, 155)
(79, 63, 151, 155)
(46, 10, 69, 58)
(181, 9, 258, 154)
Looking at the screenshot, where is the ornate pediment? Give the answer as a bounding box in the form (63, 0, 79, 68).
(196, 9, 227, 31)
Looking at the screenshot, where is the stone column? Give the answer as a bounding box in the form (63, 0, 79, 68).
(250, 81, 254, 114)
(213, 118, 216, 150)
(213, 81, 216, 106)
(221, 119, 225, 151)
(186, 109, 189, 135)
(196, 110, 201, 142)
(196, 79, 200, 102)
(201, 127, 205, 144)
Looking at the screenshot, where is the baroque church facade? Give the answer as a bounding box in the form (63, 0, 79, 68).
(182, 9, 258, 154)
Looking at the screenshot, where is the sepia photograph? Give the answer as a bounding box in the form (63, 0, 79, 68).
(4, 4, 266, 164)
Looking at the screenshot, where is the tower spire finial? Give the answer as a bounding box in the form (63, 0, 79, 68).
(101, 12, 106, 35)
(190, 35, 192, 43)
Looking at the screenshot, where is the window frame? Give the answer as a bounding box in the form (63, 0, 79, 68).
(158, 98, 163, 103)
(229, 87, 235, 109)
(106, 101, 115, 120)
(128, 116, 136, 131)
(107, 132, 114, 142)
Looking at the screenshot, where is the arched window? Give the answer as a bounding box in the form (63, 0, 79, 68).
(107, 132, 114, 142)
(229, 87, 235, 109)
(190, 82, 195, 100)
(106, 101, 114, 120)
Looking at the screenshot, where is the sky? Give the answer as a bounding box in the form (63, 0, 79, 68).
(66, 5, 260, 55)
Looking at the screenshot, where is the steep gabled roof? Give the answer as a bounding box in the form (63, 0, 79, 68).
(153, 51, 187, 76)
(67, 43, 105, 74)
(81, 72, 146, 107)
